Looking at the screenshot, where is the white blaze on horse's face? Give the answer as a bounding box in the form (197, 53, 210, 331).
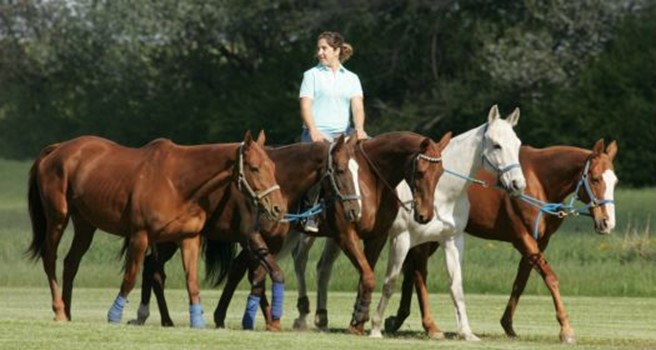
(600, 169, 618, 234)
(348, 158, 362, 220)
(482, 106, 526, 195)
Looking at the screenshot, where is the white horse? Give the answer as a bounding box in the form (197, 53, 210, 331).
(291, 105, 527, 339)
(368, 105, 526, 339)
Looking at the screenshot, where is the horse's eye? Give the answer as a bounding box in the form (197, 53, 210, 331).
(493, 143, 502, 150)
(591, 177, 600, 184)
(249, 166, 260, 173)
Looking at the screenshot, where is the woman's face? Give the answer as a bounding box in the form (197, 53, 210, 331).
(316, 38, 340, 67)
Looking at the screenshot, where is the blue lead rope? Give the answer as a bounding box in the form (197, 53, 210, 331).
(282, 202, 326, 223)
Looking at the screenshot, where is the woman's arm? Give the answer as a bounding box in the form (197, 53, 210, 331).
(300, 97, 326, 142)
(350, 96, 368, 139)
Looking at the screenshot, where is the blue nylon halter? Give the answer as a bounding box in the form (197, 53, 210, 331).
(519, 158, 615, 240)
(443, 123, 520, 188)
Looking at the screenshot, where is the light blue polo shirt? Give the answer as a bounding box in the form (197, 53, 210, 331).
(299, 64, 363, 136)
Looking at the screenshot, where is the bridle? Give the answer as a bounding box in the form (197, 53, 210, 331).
(480, 123, 521, 176)
(324, 141, 361, 203)
(519, 157, 615, 240)
(358, 142, 442, 212)
(237, 142, 281, 208)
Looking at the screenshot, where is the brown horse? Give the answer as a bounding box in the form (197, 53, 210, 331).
(27, 131, 285, 327)
(384, 139, 618, 343)
(129, 131, 452, 332)
(127, 135, 363, 330)
(210, 131, 452, 333)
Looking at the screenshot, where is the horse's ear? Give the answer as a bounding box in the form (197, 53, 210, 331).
(606, 140, 618, 161)
(346, 134, 358, 146)
(435, 131, 452, 150)
(507, 107, 520, 127)
(256, 130, 266, 146)
(243, 130, 254, 146)
(334, 134, 346, 149)
(487, 104, 500, 123)
(592, 138, 605, 156)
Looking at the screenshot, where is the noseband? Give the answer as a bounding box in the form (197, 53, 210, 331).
(481, 124, 521, 176)
(519, 158, 615, 240)
(324, 141, 361, 203)
(237, 142, 281, 208)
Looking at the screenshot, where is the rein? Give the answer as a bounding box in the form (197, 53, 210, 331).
(519, 158, 615, 240)
(282, 141, 361, 223)
(237, 142, 281, 208)
(357, 141, 442, 213)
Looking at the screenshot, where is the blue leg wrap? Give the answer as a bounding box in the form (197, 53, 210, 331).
(189, 303, 205, 328)
(107, 294, 127, 324)
(242, 295, 260, 330)
(271, 282, 284, 321)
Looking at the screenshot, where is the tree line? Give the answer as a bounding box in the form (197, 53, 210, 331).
(0, 0, 654, 186)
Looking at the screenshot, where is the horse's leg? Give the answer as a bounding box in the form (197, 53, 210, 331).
(313, 237, 341, 330)
(128, 242, 177, 326)
(107, 230, 149, 324)
(384, 251, 415, 334)
(43, 209, 69, 322)
(334, 226, 377, 336)
(443, 234, 479, 341)
(62, 215, 96, 321)
(385, 242, 444, 339)
(500, 255, 532, 338)
(242, 257, 268, 330)
(214, 248, 249, 328)
(530, 251, 576, 344)
(370, 233, 411, 338)
(178, 236, 205, 328)
(244, 233, 284, 332)
(291, 234, 316, 330)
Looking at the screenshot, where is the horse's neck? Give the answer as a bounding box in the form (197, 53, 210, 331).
(360, 134, 417, 186)
(440, 125, 485, 195)
(270, 143, 327, 206)
(169, 143, 237, 201)
(533, 147, 590, 202)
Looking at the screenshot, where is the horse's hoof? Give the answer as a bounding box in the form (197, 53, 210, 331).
(427, 330, 445, 340)
(348, 323, 365, 336)
(127, 318, 146, 326)
(501, 320, 518, 338)
(560, 332, 576, 344)
(369, 328, 383, 338)
(162, 320, 174, 327)
(293, 317, 307, 331)
(266, 322, 282, 332)
(314, 310, 328, 329)
(463, 333, 481, 342)
(384, 316, 399, 333)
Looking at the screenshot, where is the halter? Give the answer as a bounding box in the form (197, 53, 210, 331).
(237, 142, 281, 208)
(282, 141, 361, 223)
(324, 141, 361, 203)
(480, 123, 522, 176)
(519, 158, 615, 240)
(358, 142, 442, 213)
(441, 124, 520, 188)
(405, 152, 443, 210)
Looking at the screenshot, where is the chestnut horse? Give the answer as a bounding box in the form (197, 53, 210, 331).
(127, 136, 363, 330)
(384, 140, 618, 343)
(27, 131, 284, 327)
(130, 131, 452, 332)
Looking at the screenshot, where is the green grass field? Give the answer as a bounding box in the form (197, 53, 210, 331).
(1, 159, 655, 349)
(1, 288, 655, 350)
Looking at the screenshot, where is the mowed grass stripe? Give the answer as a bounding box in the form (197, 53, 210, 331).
(0, 287, 654, 350)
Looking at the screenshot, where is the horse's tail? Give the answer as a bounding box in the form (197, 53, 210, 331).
(27, 144, 59, 261)
(202, 237, 237, 287)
